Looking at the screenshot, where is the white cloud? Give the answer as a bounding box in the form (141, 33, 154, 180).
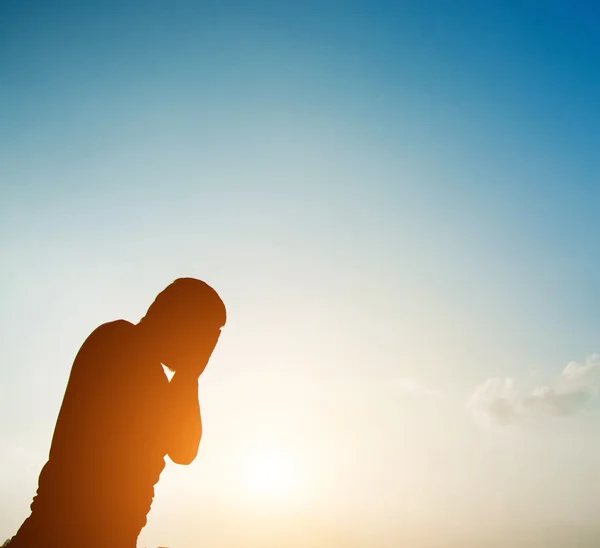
(466, 377, 521, 428)
(524, 385, 592, 416)
(560, 353, 599, 391)
(468, 354, 599, 427)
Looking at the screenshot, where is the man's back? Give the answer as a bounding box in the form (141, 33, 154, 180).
(11, 320, 170, 547)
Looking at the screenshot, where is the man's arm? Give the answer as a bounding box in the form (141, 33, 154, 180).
(165, 371, 202, 465)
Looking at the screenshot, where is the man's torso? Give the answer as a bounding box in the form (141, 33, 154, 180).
(12, 320, 170, 546)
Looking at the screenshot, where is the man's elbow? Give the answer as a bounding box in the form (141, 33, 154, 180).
(168, 445, 199, 465)
(168, 451, 198, 465)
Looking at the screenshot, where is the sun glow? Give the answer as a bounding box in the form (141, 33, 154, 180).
(242, 447, 297, 500)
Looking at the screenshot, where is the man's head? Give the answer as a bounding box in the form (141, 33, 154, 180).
(139, 278, 226, 375)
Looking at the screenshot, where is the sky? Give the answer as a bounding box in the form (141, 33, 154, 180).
(1, 1, 599, 546)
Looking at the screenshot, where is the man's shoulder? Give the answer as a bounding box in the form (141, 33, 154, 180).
(90, 319, 136, 339)
(78, 320, 136, 357)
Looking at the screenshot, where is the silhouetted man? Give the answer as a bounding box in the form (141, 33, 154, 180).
(10, 278, 226, 548)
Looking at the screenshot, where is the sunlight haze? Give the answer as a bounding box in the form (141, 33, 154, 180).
(1, 2, 600, 547)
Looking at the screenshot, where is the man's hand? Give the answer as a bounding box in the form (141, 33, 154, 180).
(164, 328, 221, 378)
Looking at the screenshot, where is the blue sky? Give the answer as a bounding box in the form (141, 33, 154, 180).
(1, 2, 600, 546)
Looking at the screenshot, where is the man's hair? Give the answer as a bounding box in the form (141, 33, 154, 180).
(142, 277, 226, 329)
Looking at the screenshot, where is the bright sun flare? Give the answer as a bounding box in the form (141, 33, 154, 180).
(243, 447, 296, 499)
